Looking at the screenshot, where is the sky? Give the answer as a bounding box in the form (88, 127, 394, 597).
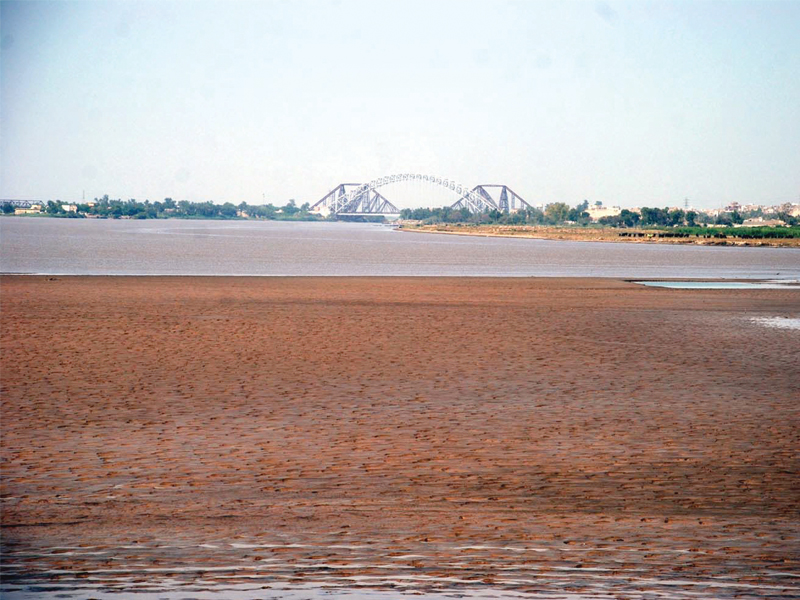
(1, 0, 799, 210)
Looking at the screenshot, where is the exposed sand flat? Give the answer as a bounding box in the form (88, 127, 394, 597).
(1, 276, 798, 597)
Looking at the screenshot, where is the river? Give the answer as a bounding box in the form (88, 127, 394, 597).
(1, 218, 799, 278)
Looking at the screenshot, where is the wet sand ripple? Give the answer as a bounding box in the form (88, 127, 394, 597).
(1, 276, 798, 597)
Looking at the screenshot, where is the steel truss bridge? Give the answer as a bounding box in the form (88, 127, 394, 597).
(310, 174, 531, 217)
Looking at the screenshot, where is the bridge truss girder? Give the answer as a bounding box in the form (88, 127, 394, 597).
(454, 185, 532, 213)
(341, 189, 400, 215)
(311, 175, 529, 217)
(310, 183, 400, 216)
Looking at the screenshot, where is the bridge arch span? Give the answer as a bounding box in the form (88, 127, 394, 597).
(311, 173, 501, 216)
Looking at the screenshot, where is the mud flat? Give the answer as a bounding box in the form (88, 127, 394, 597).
(401, 223, 800, 247)
(1, 276, 799, 598)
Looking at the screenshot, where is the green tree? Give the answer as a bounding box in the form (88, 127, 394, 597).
(715, 213, 733, 226)
(45, 200, 64, 214)
(219, 202, 237, 218)
(598, 215, 621, 227)
(524, 207, 545, 224)
(668, 209, 685, 226)
(544, 202, 570, 224)
(640, 207, 669, 226)
(618, 209, 640, 227)
(566, 207, 590, 225)
(282, 200, 299, 216)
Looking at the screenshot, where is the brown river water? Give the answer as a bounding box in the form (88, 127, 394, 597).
(1, 218, 799, 278)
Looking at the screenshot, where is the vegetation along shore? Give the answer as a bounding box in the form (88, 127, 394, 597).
(399, 223, 800, 247)
(4, 195, 800, 246)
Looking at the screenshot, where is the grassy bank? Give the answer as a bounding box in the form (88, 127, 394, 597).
(399, 223, 800, 247)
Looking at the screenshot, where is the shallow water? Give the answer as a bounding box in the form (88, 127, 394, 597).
(0, 585, 626, 600)
(750, 316, 800, 329)
(635, 280, 800, 289)
(2, 218, 799, 278)
(4, 539, 798, 599)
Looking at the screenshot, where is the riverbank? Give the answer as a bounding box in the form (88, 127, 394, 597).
(399, 223, 800, 247)
(2, 276, 799, 597)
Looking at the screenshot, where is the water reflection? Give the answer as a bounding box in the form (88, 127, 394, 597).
(634, 280, 800, 289)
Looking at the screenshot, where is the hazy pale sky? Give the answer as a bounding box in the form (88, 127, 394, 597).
(1, 0, 798, 209)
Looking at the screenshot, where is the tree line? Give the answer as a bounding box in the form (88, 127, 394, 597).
(2, 196, 323, 221)
(400, 201, 595, 226)
(5, 196, 797, 228)
(402, 201, 798, 228)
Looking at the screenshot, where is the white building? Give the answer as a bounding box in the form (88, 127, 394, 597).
(586, 202, 621, 221)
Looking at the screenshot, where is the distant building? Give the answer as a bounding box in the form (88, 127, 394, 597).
(15, 204, 42, 215)
(741, 217, 788, 227)
(586, 202, 621, 221)
(783, 203, 800, 217)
